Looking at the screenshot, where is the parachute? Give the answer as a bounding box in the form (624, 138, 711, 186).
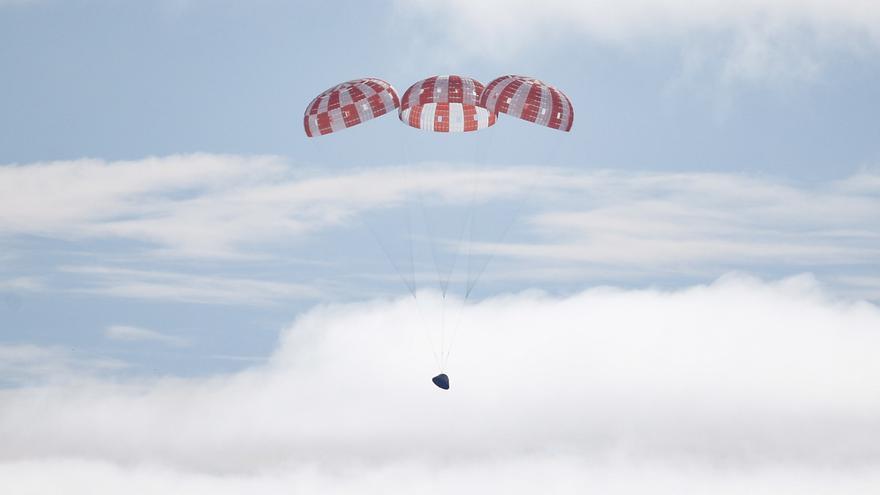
(304, 78, 399, 137)
(303, 74, 573, 390)
(481, 75, 573, 131)
(399, 75, 495, 132)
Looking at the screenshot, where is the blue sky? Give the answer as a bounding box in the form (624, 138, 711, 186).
(1, 1, 880, 492)
(3, 1, 879, 175)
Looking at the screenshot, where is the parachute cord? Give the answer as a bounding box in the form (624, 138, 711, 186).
(444, 136, 547, 368)
(362, 218, 416, 298)
(416, 163, 478, 370)
(400, 135, 444, 372)
(440, 204, 515, 370)
(412, 170, 450, 371)
(417, 185, 470, 299)
(463, 126, 496, 299)
(401, 132, 418, 298)
(405, 165, 417, 298)
(446, 160, 481, 295)
(441, 225, 473, 369)
(464, 159, 548, 299)
(465, 128, 566, 298)
(418, 198, 447, 297)
(438, 162, 481, 367)
(410, 287, 443, 371)
(444, 166, 480, 369)
(441, 129, 493, 370)
(464, 183, 529, 298)
(440, 289, 446, 371)
(359, 177, 441, 370)
(361, 208, 442, 372)
(441, 291, 468, 370)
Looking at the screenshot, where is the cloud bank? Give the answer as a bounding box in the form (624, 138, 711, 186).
(1, 274, 879, 492)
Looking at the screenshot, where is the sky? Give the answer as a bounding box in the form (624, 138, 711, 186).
(1, 0, 879, 492)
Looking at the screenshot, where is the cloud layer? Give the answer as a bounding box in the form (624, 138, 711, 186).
(492, 170, 880, 271)
(1, 274, 879, 492)
(0, 154, 535, 258)
(2, 154, 878, 302)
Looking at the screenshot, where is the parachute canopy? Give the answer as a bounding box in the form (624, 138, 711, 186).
(481, 75, 573, 132)
(304, 78, 400, 137)
(399, 75, 496, 133)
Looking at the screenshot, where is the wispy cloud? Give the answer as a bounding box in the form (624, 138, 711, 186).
(63, 265, 323, 306)
(105, 325, 189, 347)
(0, 276, 42, 292)
(2, 155, 878, 299)
(0, 154, 286, 257)
(0, 344, 127, 386)
(489, 171, 880, 267)
(396, 0, 880, 85)
(0, 155, 535, 258)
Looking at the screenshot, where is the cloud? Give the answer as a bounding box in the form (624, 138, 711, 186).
(833, 275, 880, 301)
(0, 155, 535, 258)
(2, 154, 878, 299)
(105, 325, 189, 347)
(0, 345, 127, 386)
(396, 0, 880, 84)
(486, 171, 880, 268)
(0, 154, 287, 257)
(0, 276, 42, 292)
(0, 274, 879, 492)
(63, 266, 323, 306)
(3, 457, 879, 494)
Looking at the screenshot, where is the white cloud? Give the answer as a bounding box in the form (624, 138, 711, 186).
(64, 266, 323, 306)
(3, 457, 879, 494)
(0, 276, 42, 291)
(0, 345, 127, 386)
(0, 275, 879, 492)
(105, 325, 189, 347)
(0, 154, 287, 257)
(2, 155, 878, 299)
(485, 171, 880, 268)
(396, 0, 880, 84)
(0, 155, 535, 258)
(833, 275, 880, 301)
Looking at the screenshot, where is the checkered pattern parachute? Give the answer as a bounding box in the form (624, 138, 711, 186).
(480, 75, 573, 132)
(399, 75, 496, 133)
(304, 78, 400, 137)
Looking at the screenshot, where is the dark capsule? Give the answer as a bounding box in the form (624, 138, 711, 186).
(432, 373, 449, 390)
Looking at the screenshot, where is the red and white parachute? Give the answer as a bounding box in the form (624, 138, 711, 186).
(303, 74, 572, 136)
(398, 75, 496, 133)
(303, 78, 400, 137)
(481, 75, 573, 132)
